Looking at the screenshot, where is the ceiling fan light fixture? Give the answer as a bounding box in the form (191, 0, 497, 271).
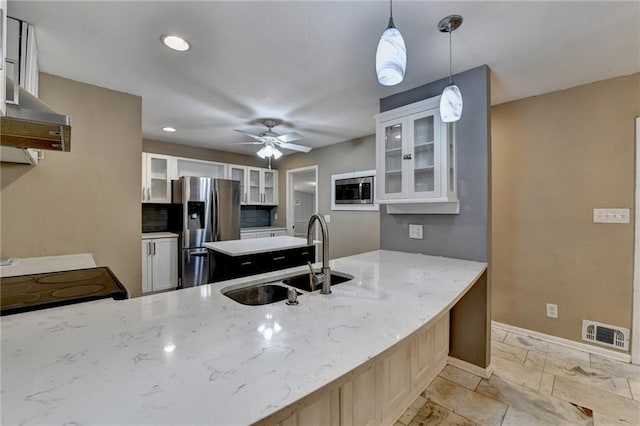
(161, 34, 190, 52)
(375, 0, 406, 86)
(256, 146, 268, 159)
(438, 15, 463, 123)
(256, 144, 282, 159)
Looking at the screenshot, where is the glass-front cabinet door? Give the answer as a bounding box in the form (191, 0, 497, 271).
(143, 153, 174, 203)
(378, 117, 406, 199)
(228, 165, 247, 204)
(247, 167, 262, 204)
(409, 109, 440, 198)
(262, 169, 278, 205)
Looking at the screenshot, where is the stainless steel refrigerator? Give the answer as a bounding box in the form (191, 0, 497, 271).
(172, 177, 240, 288)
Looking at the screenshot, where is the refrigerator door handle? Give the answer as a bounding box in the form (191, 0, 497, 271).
(190, 251, 208, 257)
(212, 183, 219, 241)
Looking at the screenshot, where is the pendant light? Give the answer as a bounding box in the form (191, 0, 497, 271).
(375, 0, 406, 86)
(438, 15, 463, 122)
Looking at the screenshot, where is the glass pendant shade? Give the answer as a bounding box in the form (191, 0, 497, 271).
(376, 22, 406, 86)
(440, 83, 463, 122)
(256, 144, 283, 159)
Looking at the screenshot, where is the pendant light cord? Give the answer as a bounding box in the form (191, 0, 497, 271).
(387, 0, 395, 29)
(448, 24, 453, 84)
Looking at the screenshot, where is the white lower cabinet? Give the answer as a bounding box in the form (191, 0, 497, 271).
(141, 237, 178, 294)
(271, 313, 449, 426)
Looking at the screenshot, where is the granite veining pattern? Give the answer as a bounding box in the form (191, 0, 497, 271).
(0, 250, 486, 425)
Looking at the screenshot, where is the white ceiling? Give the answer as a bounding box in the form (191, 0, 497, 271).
(8, 1, 640, 157)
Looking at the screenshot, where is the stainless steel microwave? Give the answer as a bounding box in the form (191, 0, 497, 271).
(334, 176, 374, 204)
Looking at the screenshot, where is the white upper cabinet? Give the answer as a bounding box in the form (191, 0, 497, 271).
(247, 167, 278, 206)
(375, 96, 458, 214)
(141, 153, 175, 203)
(142, 153, 278, 206)
(227, 164, 248, 204)
(176, 157, 226, 180)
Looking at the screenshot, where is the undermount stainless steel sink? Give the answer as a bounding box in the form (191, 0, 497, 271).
(223, 284, 295, 306)
(222, 271, 354, 306)
(281, 272, 353, 292)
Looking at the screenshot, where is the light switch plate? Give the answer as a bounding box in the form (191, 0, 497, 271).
(409, 224, 423, 239)
(323, 214, 331, 224)
(593, 208, 630, 224)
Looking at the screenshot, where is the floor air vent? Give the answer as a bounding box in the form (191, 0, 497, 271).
(581, 320, 629, 351)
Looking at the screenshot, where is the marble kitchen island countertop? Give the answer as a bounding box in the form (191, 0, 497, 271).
(204, 235, 314, 256)
(0, 250, 487, 425)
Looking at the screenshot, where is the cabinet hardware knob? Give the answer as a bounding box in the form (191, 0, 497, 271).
(273, 256, 285, 261)
(403, 154, 412, 160)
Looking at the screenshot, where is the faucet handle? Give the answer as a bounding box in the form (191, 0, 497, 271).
(307, 261, 315, 275)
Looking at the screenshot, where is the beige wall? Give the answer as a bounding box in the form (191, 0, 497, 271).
(491, 73, 639, 346)
(143, 138, 266, 168)
(0, 73, 143, 297)
(274, 135, 380, 260)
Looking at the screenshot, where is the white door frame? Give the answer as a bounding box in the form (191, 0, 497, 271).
(633, 116, 639, 365)
(286, 165, 319, 239)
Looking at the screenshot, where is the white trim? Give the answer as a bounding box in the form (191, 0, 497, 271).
(492, 321, 631, 363)
(447, 357, 494, 379)
(286, 165, 319, 239)
(633, 116, 640, 365)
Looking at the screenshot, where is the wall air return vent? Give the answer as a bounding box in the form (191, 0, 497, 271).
(581, 320, 629, 351)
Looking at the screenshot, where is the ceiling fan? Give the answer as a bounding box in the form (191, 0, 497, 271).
(234, 119, 312, 159)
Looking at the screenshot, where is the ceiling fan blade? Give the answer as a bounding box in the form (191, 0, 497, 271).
(279, 142, 312, 153)
(234, 129, 264, 141)
(231, 142, 264, 145)
(276, 132, 303, 143)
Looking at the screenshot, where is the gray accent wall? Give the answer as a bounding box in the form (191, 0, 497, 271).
(379, 65, 491, 262)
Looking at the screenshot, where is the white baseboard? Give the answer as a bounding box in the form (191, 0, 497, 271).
(447, 356, 494, 379)
(492, 321, 631, 364)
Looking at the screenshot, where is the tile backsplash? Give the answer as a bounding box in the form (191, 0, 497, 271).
(241, 206, 273, 228)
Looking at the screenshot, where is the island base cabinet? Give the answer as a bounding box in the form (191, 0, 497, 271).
(267, 313, 449, 426)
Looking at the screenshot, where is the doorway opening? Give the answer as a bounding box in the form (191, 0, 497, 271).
(286, 166, 318, 240)
(633, 116, 639, 365)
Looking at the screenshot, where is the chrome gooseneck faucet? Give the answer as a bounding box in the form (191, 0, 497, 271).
(306, 213, 331, 295)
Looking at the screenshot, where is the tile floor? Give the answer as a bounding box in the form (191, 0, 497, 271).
(396, 327, 640, 425)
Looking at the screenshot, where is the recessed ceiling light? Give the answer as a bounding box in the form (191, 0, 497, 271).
(162, 127, 177, 132)
(161, 34, 190, 52)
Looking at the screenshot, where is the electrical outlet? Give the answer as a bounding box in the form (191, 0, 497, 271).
(546, 303, 558, 319)
(409, 224, 423, 239)
(323, 214, 331, 224)
(274, 213, 278, 220)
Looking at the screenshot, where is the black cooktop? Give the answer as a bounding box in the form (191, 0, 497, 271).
(1, 267, 128, 316)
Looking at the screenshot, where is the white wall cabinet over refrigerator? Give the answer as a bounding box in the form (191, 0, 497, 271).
(375, 96, 458, 214)
(141, 153, 175, 203)
(141, 235, 178, 294)
(176, 157, 226, 180)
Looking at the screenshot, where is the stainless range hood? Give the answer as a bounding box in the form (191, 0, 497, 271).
(1, 78, 71, 154)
